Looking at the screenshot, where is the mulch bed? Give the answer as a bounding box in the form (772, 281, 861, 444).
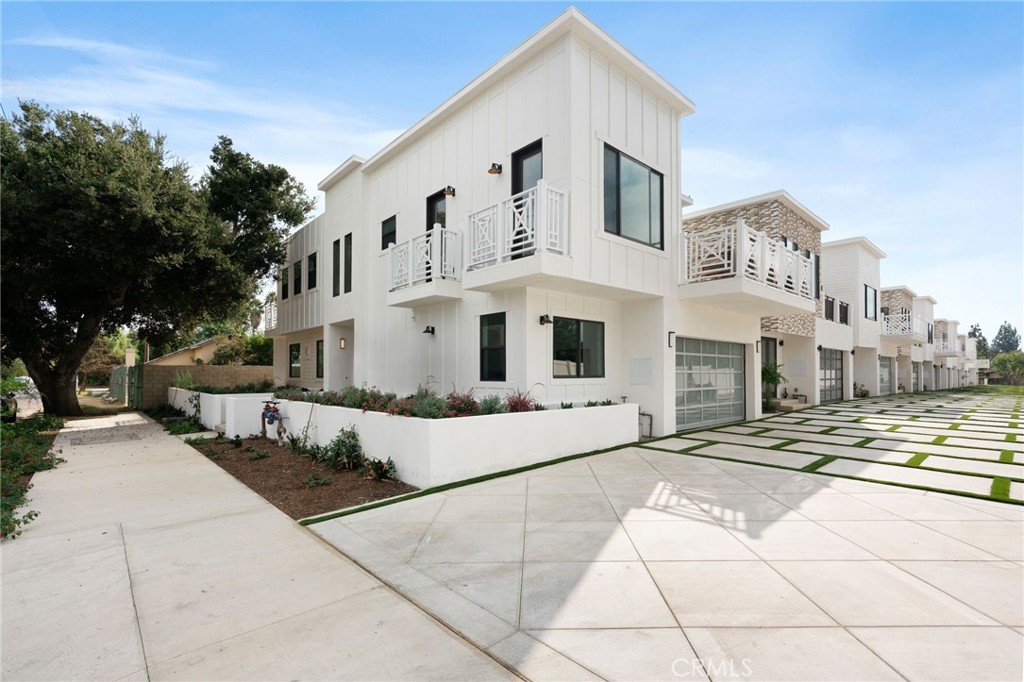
(186, 436, 418, 520)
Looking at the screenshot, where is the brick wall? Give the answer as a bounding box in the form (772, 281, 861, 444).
(139, 364, 274, 408)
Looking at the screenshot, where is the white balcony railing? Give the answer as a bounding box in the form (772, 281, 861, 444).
(934, 338, 960, 354)
(264, 299, 278, 332)
(679, 219, 813, 299)
(882, 312, 927, 338)
(388, 227, 462, 291)
(467, 180, 567, 270)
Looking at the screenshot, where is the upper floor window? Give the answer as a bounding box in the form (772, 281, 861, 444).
(928, 323, 934, 344)
(480, 313, 506, 382)
(839, 302, 850, 325)
(824, 296, 836, 321)
(332, 239, 341, 297)
(289, 343, 301, 378)
(382, 215, 397, 251)
(281, 266, 289, 300)
(512, 140, 543, 195)
(864, 285, 877, 320)
(344, 233, 353, 294)
(307, 252, 317, 290)
(426, 190, 447, 231)
(603, 145, 663, 250)
(553, 317, 605, 378)
(293, 261, 302, 295)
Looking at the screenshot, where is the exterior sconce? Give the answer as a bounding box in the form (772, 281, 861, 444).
(878, 354, 882, 360)
(539, 314, 553, 325)
(668, 331, 676, 348)
(817, 344, 823, 351)
(443, 185, 456, 197)
(488, 163, 503, 175)
(755, 339, 761, 353)
(850, 349, 855, 356)
(423, 325, 435, 335)
(778, 339, 784, 347)
(339, 338, 347, 350)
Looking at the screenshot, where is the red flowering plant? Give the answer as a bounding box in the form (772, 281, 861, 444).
(445, 391, 480, 418)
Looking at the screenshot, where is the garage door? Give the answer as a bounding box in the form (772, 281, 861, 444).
(675, 338, 745, 430)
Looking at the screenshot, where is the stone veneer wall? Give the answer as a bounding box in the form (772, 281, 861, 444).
(681, 198, 823, 337)
(881, 289, 913, 314)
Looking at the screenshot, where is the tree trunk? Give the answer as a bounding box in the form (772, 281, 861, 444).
(26, 362, 83, 416)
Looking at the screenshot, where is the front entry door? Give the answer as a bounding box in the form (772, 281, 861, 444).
(510, 140, 542, 259)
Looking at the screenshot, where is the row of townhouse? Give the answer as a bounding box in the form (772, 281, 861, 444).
(264, 8, 981, 439)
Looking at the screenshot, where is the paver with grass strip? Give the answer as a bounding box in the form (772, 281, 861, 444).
(932, 435, 948, 445)
(991, 477, 1011, 501)
(802, 455, 838, 472)
(1000, 451, 1015, 464)
(906, 453, 929, 467)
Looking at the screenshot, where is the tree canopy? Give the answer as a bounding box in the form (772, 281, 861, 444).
(0, 102, 313, 414)
(991, 351, 1024, 385)
(991, 322, 1021, 356)
(967, 323, 990, 359)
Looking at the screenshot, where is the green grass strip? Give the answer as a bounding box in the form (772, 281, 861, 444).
(853, 438, 874, 447)
(932, 435, 948, 445)
(1006, 433, 1018, 442)
(885, 425, 901, 432)
(1009, 422, 1019, 428)
(1000, 450, 1015, 464)
(991, 477, 1011, 501)
(908, 416, 919, 421)
(948, 423, 960, 430)
(906, 453, 929, 467)
(770, 439, 802, 450)
(820, 426, 839, 434)
(802, 455, 838, 472)
(854, 416, 866, 422)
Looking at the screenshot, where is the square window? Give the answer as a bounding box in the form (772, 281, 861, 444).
(552, 317, 605, 378)
(603, 145, 663, 249)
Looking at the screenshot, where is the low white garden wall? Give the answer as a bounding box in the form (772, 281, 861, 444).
(169, 388, 639, 489)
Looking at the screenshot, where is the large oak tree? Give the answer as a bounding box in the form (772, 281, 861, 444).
(1, 102, 313, 415)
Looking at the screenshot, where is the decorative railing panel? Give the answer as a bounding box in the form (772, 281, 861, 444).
(679, 219, 813, 300)
(467, 180, 567, 270)
(264, 300, 278, 332)
(882, 312, 927, 338)
(388, 227, 462, 292)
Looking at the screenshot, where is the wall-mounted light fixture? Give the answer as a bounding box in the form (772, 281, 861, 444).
(443, 185, 456, 197)
(488, 162, 503, 175)
(668, 331, 676, 348)
(850, 349, 856, 356)
(778, 339, 784, 347)
(817, 344, 823, 351)
(878, 354, 882, 360)
(755, 339, 761, 354)
(539, 314, 553, 326)
(339, 338, 347, 350)
(423, 325, 435, 335)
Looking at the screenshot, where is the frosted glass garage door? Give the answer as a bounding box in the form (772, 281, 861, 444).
(675, 338, 745, 430)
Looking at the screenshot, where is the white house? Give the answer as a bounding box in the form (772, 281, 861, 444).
(879, 286, 937, 393)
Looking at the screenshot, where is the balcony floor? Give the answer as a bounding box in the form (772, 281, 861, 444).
(677, 276, 816, 317)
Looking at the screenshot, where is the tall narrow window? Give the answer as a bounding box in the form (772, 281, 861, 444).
(603, 145, 663, 249)
(293, 261, 302, 295)
(332, 239, 341, 297)
(381, 215, 397, 251)
(480, 313, 506, 382)
(289, 343, 301, 378)
(344, 233, 353, 293)
(315, 340, 324, 379)
(307, 252, 317, 290)
(864, 285, 877, 320)
(281, 266, 289, 300)
(426, 191, 447, 231)
(824, 296, 836, 321)
(552, 317, 605, 378)
(512, 140, 543, 195)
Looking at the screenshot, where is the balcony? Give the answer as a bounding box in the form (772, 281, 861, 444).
(264, 299, 278, 333)
(677, 219, 816, 317)
(881, 312, 927, 343)
(462, 180, 572, 292)
(386, 228, 463, 308)
(933, 338, 961, 357)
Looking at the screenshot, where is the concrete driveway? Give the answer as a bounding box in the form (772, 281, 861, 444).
(309, 393, 1023, 681)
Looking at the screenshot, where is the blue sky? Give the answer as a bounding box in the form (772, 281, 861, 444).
(3, 2, 1022, 341)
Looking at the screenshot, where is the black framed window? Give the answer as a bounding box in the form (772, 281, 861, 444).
(553, 317, 605, 378)
(512, 140, 543, 195)
(344, 233, 353, 294)
(426, 191, 447, 231)
(293, 261, 302, 295)
(928, 323, 934, 344)
(307, 252, 317, 290)
(480, 313, 506, 382)
(281, 266, 289, 300)
(824, 296, 836, 321)
(332, 239, 341, 297)
(289, 343, 301, 378)
(839, 302, 850, 325)
(603, 145, 663, 249)
(381, 215, 397, 251)
(315, 340, 324, 379)
(864, 285, 877, 320)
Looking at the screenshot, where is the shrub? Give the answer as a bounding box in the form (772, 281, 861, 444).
(386, 396, 418, 417)
(364, 456, 397, 481)
(599, 399, 616, 406)
(172, 370, 196, 390)
(304, 471, 332, 487)
(322, 426, 363, 470)
(479, 394, 506, 415)
(445, 391, 480, 418)
(505, 389, 537, 413)
(167, 419, 204, 435)
(560, 402, 574, 409)
(192, 379, 276, 394)
(248, 450, 269, 461)
(414, 394, 447, 419)
(361, 388, 396, 413)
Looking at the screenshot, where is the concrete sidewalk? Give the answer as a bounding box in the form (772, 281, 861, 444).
(2, 413, 516, 681)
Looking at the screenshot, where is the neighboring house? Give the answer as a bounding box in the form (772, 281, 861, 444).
(879, 286, 937, 393)
(934, 319, 962, 389)
(821, 237, 886, 398)
(146, 337, 225, 366)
